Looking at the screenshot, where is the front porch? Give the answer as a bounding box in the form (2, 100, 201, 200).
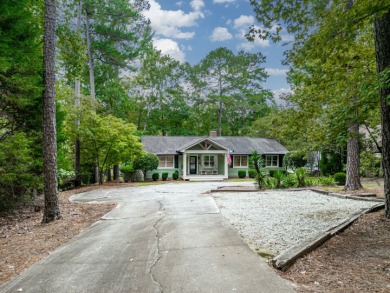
(180, 140, 230, 181)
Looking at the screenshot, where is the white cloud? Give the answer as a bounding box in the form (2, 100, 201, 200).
(272, 88, 293, 105)
(153, 38, 186, 63)
(175, 1, 184, 7)
(210, 27, 233, 41)
(233, 15, 254, 29)
(144, 0, 204, 39)
(213, 0, 235, 3)
(265, 68, 289, 76)
(191, 0, 205, 11)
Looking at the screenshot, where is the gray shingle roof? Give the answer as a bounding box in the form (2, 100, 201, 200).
(141, 136, 288, 155)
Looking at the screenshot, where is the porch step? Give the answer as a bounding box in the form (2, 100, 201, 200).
(186, 176, 226, 182)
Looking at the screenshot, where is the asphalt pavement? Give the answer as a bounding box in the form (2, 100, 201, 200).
(0, 182, 295, 293)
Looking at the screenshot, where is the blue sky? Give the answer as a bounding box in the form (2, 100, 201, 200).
(143, 0, 293, 101)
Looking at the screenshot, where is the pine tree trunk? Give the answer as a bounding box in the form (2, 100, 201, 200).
(42, 0, 60, 223)
(218, 101, 223, 136)
(344, 122, 362, 190)
(74, 0, 82, 188)
(374, 11, 390, 218)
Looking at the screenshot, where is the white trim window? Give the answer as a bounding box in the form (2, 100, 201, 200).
(203, 155, 215, 167)
(265, 155, 279, 167)
(159, 156, 174, 168)
(233, 155, 248, 168)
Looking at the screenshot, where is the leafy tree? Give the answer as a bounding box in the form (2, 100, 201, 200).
(248, 0, 390, 217)
(0, 0, 44, 211)
(76, 112, 142, 184)
(133, 152, 159, 178)
(200, 48, 272, 136)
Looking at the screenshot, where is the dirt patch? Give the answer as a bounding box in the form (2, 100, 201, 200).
(0, 183, 134, 285)
(279, 210, 390, 293)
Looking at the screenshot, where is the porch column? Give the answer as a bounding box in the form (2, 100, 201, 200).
(224, 151, 228, 178)
(183, 152, 187, 178)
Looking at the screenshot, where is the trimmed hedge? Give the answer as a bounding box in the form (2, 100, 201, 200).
(238, 170, 246, 178)
(334, 172, 346, 185)
(172, 171, 179, 180)
(152, 173, 159, 181)
(162, 172, 168, 181)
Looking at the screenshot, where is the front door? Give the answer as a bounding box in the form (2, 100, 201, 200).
(189, 156, 197, 174)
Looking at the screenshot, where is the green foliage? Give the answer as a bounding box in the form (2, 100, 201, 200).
(360, 151, 381, 177)
(273, 170, 286, 189)
(0, 133, 40, 212)
(248, 169, 256, 178)
(162, 172, 168, 181)
(120, 165, 135, 182)
(294, 168, 307, 188)
(133, 152, 159, 176)
(172, 171, 179, 180)
(318, 176, 336, 186)
(238, 170, 247, 178)
(152, 173, 159, 181)
(334, 172, 347, 185)
(250, 150, 267, 189)
(283, 151, 307, 171)
(320, 151, 344, 176)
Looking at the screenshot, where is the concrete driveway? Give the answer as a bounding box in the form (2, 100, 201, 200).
(0, 182, 295, 293)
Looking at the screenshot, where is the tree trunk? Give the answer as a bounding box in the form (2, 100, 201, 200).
(74, 0, 82, 188)
(85, 9, 95, 101)
(107, 168, 111, 181)
(374, 10, 390, 218)
(85, 8, 99, 183)
(113, 165, 120, 181)
(344, 122, 362, 190)
(218, 101, 223, 136)
(42, 0, 60, 223)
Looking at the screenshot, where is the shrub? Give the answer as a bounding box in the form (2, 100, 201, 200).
(172, 171, 179, 180)
(250, 151, 267, 189)
(120, 165, 135, 182)
(319, 176, 336, 186)
(282, 175, 297, 188)
(334, 172, 346, 185)
(294, 167, 307, 187)
(152, 173, 159, 181)
(133, 153, 159, 177)
(273, 170, 286, 188)
(248, 169, 256, 178)
(162, 172, 168, 181)
(238, 170, 246, 178)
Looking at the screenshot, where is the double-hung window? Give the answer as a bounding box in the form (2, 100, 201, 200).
(233, 155, 248, 168)
(159, 156, 174, 168)
(265, 155, 279, 167)
(203, 155, 215, 167)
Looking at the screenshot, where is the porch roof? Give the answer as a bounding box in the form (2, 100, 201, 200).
(176, 137, 229, 152)
(141, 136, 288, 155)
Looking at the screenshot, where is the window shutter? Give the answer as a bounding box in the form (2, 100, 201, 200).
(279, 155, 284, 167)
(174, 155, 179, 168)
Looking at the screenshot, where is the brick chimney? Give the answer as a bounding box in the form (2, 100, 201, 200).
(209, 130, 217, 137)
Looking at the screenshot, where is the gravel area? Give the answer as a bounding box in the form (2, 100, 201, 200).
(212, 189, 379, 255)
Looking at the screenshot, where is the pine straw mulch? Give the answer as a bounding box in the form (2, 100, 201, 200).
(279, 210, 390, 293)
(0, 183, 135, 286)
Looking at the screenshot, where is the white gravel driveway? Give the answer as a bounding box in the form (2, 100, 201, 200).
(212, 190, 379, 255)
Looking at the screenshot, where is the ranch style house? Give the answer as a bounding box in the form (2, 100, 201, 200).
(141, 131, 289, 181)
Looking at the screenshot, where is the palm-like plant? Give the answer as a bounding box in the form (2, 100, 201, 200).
(250, 151, 267, 189)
